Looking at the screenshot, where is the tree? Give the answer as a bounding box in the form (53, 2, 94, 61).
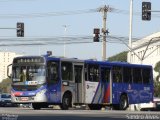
(154, 61, 160, 73)
(0, 78, 12, 93)
(154, 81, 160, 97)
(154, 61, 160, 81)
(154, 61, 160, 97)
(108, 51, 128, 62)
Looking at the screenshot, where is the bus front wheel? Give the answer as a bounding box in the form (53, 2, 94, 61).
(119, 95, 128, 110)
(60, 93, 72, 110)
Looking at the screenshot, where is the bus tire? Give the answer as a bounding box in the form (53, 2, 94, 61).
(60, 93, 72, 110)
(32, 103, 41, 110)
(119, 95, 128, 110)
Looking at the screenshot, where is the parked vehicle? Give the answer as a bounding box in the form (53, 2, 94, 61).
(140, 97, 160, 111)
(153, 97, 160, 111)
(0, 93, 17, 107)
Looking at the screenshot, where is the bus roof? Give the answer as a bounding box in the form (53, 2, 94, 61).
(14, 55, 152, 68)
(14, 55, 84, 63)
(85, 60, 152, 68)
(46, 55, 84, 62)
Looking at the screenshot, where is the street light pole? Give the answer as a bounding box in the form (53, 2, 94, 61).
(128, 0, 133, 63)
(62, 25, 69, 57)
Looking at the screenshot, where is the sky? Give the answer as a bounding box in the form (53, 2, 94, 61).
(0, 0, 159, 60)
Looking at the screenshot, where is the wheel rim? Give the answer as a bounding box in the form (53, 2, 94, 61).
(120, 96, 127, 110)
(64, 97, 70, 106)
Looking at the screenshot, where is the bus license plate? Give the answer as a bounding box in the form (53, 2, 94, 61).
(21, 97, 29, 101)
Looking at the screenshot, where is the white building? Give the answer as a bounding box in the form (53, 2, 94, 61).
(127, 32, 160, 79)
(0, 51, 22, 82)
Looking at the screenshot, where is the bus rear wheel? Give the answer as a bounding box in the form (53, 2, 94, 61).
(119, 95, 128, 110)
(60, 93, 72, 110)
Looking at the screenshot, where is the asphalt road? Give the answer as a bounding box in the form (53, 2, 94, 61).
(0, 107, 160, 120)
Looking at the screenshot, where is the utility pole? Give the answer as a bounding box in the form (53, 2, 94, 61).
(99, 5, 111, 61)
(128, 0, 133, 63)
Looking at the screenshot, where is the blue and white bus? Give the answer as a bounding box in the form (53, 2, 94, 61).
(8, 52, 153, 110)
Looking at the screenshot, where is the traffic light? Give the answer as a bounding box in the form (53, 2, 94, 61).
(47, 51, 52, 56)
(142, 2, 151, 21)
(17, 22, 24, 37)
(93, 28, 100, 42)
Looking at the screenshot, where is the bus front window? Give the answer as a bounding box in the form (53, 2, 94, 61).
(12, 66, 46, 84)
(12, 66, 21, 82)
(28, 66, 45, 81)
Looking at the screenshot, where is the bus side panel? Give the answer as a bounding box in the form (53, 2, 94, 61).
(85, 81, 99, 104)
(46, 80, 62, 104)
(112, 83, 153, 105)
(61, 81, 75, 103)
(85, 81, 111, 104)
(104, 83, 111, 103)
(112, 83, 125, 104)
(130, 84, 153, 104)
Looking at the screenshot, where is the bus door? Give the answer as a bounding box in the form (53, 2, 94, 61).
(100, 67, 112, 104)
(73, 64, 84, 103)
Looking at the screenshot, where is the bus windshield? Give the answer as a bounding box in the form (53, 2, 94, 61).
(12, 65, 46, 85)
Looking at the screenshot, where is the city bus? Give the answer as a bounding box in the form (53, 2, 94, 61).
(8, 52, 153, 110)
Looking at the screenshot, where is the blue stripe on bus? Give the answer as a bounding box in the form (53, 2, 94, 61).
(91, 82, 99, 103)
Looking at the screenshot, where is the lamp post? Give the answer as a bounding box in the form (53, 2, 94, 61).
(128, 0, 133, 63)
(62, 25, 69, 57)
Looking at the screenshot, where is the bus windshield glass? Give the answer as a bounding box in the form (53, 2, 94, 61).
(12, 65, 46, 85)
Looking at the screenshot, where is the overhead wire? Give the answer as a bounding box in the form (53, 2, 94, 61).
(0, 9, 98, 18)
(0, 7, 159, 19)
(0, 35, 147, 47)
(112, 8, 160, 18)
(0, 6, 158, 46)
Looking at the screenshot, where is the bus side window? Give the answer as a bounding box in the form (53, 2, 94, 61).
(61, 62, 73, 81)
(142, 68, 151, 84)
(112, 66, 122, 83)
(85, 66, 88, 81)
(47, 61, 59, 84)
(88, 64, 99, 82)
(101, 68, 110, 83)
(123, 67, 132, 83)
(133, 68, 142, 84)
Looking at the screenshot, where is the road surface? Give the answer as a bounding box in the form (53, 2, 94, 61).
(0, 107, 160, 120)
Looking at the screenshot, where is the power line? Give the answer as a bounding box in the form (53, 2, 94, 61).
(0, 0, 37, 2)
(0, 7, 159, 19)
(0, 9, 98, 19)
(113, 8, 160, 18)
(0, 35, 147, 47)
